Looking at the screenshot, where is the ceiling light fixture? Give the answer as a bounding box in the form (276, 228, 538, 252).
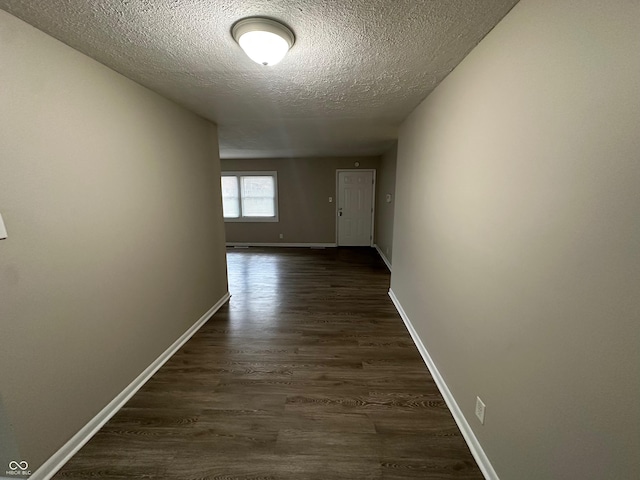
(232, 17, 295, 66)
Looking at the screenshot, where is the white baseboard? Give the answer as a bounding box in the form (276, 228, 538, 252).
(30, 292, 231, 480)
(388, 289, 499, 480)
(226, 242, 337, 248)
(373, 244, 392, 272)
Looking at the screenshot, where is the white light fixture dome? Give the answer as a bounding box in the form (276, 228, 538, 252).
(232, 17, 295, 66)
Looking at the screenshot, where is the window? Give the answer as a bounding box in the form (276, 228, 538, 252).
(221, 172, 278, 222)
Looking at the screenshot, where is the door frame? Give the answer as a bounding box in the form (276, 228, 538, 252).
(335, 169, 376, 247)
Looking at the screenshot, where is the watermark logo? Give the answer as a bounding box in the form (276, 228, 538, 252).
(6, 460, 31, 476)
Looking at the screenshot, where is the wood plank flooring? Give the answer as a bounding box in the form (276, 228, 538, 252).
(54, 247, 483, 479)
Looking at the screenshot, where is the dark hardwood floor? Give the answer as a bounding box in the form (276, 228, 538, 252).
(55, 247, 483, 479)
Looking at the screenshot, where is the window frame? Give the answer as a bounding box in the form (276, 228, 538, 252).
(221, 171, 279, 223)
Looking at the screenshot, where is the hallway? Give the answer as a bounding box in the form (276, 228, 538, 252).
(55, 247, 481, 479)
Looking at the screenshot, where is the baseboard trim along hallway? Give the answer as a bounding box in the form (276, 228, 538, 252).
(388, 289, 499, 480)
(226, 242, 337, 248)
(30, 292, 232, 480)
(373, 244, 392, 272)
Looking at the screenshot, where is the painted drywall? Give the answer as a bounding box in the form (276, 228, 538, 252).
(391, 0, 640, 478)
(221, 157, 379, 244)
(374, 144, 397, 267)
(0, 10, 228, 472)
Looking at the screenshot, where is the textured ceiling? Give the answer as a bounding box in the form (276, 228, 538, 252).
(0, 0, 519, 158)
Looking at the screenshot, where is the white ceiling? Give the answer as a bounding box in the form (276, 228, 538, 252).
(0, 0, 519, 159)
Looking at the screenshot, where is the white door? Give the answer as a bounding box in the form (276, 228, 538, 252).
(337, 170, 374, 246)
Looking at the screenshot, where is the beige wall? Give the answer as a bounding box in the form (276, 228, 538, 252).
(391, 0, 640, 478)
(374, 143, 397, 266)
(221, 157, 379, 244)
(0, 10, 228, 471)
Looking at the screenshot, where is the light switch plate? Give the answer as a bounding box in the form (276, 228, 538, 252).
(0, 213, 7, 240)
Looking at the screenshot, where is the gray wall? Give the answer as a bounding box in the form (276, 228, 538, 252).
(374, 143, 397, 266)
(0, 10, 228, 471)
(391, 0, 639, 478)
(221, 157, 379, 244)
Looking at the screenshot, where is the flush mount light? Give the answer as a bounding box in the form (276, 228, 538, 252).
(232, 17, 295, 66)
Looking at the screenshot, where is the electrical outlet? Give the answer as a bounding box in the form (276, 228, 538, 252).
(475, 396, 486, 425)
(0, 213, 7, 240)
(328, 196, 333, 203)
(279, 233, 284, 239)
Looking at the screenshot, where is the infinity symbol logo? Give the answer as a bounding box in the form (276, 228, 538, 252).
(8, 461, 28, 470)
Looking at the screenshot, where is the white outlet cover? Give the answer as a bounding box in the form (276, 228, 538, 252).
(475, 396, 486, 425)
(0, 213, 7, 240)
